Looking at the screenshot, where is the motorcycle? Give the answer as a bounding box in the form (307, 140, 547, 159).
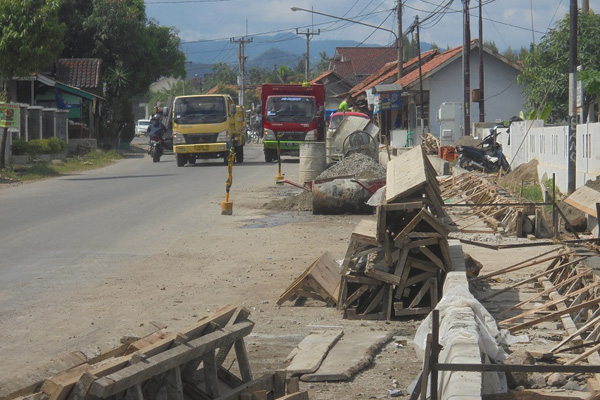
(456, 126, 510, 173)
(148, 135, 164, 162)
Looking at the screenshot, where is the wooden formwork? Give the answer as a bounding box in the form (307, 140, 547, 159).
(337, 147, 451, 320)
(3, 305, 310, 400)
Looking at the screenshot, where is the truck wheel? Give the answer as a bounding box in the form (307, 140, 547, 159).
(176, 154, 186, 167)
(235, 146, 244, 163)
(264, 148, 276, 163)
(188, 157, 196, 165)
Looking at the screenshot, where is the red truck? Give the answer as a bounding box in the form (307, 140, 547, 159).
(261, 83, 326, 162)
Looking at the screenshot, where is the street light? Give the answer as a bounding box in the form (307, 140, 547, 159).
(291, 6, 401, 81)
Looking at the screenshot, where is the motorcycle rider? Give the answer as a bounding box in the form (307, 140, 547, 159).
(147, 114, 166, 154)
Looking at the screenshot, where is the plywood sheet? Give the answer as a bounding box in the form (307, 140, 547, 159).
(300, 331, 392, 382)
(386, 146, 428, 203)
(286, 330, 344, 375)
(565, 185, 600, 217)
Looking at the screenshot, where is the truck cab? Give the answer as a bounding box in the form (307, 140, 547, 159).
(261, 84, 325, 162)
(172, 94, 245, 167)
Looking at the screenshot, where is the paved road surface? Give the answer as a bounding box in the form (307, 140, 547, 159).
(0, 142, 274, 288)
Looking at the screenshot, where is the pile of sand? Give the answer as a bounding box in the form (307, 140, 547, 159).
(498, 159, 539, 187)
(263, 190, 313, 212)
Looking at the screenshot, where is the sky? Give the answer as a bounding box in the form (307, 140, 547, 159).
(144, 0, 599, 61)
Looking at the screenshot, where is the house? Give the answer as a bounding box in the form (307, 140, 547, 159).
(8, 58, 104, 140)
(310, 70, 352, 110)
(349, 40, 525, 144)
(329, 47, 398, 88)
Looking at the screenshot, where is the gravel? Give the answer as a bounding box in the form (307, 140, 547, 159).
(316, 153, 386, 181)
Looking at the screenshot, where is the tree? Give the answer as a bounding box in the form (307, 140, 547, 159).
(58, 0, 186, 144)
(202, 63, 237, 91)
(518, 11, 600, 122)
(314, 51, 330, 75)
(484, 40, 499, 53)
(0, 0, 65, 169)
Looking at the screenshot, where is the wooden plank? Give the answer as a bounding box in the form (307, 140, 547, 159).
(386, 146, 428, 203)
(65, 372, 96, 400)
(419, 246, 446, 272)
(408, 278, 433, 308)
(0, 351, 88, 400)
(564, 185, 600, 217)
(300, 331, 393, 382)
(345, 284, 371, 306)
(286, 330, 344, 375)
(351, 219, 380, 246)
(277, 392, 309, 400)
(277, 252, 341, 306)
(88, 320, 254, 398)
(394, 307, 431, 316)
(213, 374, 274, 400)
(500, 281, 600, 326)
(362, 285, 386, 315)
(405, 272, 436, 287)
(508, 297, 600, 333)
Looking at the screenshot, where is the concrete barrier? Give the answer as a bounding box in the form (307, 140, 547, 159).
(414, 240, 507, 400)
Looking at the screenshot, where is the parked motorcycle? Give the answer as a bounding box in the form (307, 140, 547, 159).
(456, 126, 510, 173)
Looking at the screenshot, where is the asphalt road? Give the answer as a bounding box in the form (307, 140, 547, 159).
(0, 141, 274, 288)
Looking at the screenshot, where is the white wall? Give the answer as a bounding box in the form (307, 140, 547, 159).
(429, 48, 525, 138)
(497, 121, 600, 193)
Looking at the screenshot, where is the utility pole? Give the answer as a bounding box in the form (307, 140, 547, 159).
(462, 0, 471, 136)
(415, 16, 425, 132)
(478, 0, 484, 122)
(397, 0, 403, 79)
(568, 0, 577, 194)
(296, 28, 320, 81)
(583, 0, 589, 14)
(230, 36, 252, 107)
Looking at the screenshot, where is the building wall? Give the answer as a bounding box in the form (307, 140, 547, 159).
(497, 121, 600, 193)
(428, 48, 525, 138)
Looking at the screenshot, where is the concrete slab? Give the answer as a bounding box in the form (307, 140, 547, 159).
(300, 331, 393, 382)
(285, 330, 343, 375)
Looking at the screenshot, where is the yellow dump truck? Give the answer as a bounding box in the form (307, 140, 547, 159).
(171, 94, 245, 167)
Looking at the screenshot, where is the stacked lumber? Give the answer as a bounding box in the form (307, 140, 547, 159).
(337, 146, 451, 320)
(440, 172, 551, 237)
(2, 305, 309, 400)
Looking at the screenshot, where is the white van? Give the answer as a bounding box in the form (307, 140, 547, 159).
(135, 119, 151, 137)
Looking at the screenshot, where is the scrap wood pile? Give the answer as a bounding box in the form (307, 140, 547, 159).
(419, 132, 440, 154)
(440, 172, 552, 238)
(337, 146, 452, 320)
(1, 305, 309, 400)
(474, 247, 600, 368)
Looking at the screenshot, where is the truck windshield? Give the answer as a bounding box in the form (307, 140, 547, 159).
(174, 97, 227, 124)
(266, 97, 315, 123)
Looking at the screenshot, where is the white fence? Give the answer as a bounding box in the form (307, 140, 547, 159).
(495, 120, 600, 193)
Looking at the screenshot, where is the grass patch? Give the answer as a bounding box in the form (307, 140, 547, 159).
(500, 181, 544, 202)
(0, 150, 123, 182)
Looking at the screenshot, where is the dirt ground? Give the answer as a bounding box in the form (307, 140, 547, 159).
(2, 156, 598, 399)
(0, 172, 423, 399)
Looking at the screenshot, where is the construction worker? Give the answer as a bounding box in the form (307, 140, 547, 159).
(338, 97, 349, 112)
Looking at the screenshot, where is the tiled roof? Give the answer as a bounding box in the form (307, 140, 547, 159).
(56, 58, 102, 89)
(311, 70, 336, 85)
(398, 46, 463, 88)
(330, 47, 397, 79)
(350, 49, 438, 97)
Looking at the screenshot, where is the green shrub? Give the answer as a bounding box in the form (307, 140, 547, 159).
(11, 139, 28, 155)
(14, 138, 67, 156)
(47, 137, 66, 153)
(27, 139, 51, 155)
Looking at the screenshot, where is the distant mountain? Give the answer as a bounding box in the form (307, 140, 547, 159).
(183, 33, 431, 75)
(246, 48, 300, 70)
